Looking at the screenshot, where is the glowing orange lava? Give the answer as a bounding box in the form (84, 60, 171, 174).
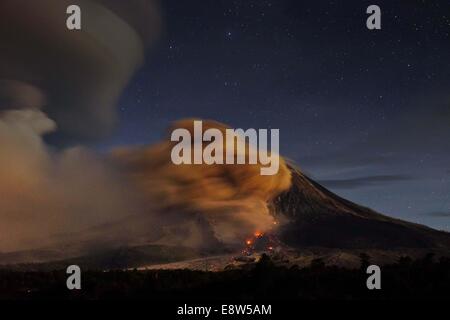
(254, 231, 263, 238)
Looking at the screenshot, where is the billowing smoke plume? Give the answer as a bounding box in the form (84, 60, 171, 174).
(112, 119, 292, 247)
(0, 114, 292, 253)
(0, 109, 142, 252)
(0, 0, 161, 253)
(0, 1, 292, 256)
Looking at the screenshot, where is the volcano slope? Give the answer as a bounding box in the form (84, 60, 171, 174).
(272, 166, 450, 251)
(2, 164, 450, 270)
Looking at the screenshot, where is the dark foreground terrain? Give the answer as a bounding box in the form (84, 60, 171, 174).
(1, 253, 449, 300)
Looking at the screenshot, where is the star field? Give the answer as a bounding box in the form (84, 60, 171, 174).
(100, 0, 450, 231)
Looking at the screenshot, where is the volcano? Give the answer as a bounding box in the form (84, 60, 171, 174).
(1, 164, 450, 270)
(272, 165, 450, 250)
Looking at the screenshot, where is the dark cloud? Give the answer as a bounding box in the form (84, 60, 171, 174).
(0, 0, 160, 142)
(317, 175, 414, 190)
(0, 80, 46, 110)
(421, 212, 450, 218)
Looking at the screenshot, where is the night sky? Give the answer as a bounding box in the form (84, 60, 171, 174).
(98, 0, 450, 231)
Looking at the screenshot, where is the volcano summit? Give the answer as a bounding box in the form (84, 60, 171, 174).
(272, 165, 450, 251)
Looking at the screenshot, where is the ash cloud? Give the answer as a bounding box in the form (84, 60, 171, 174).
(0, 114, 292, 253)
(0, 109, 142, 252)
(0, 1, 292, 256)
(0, 0, 161, 141)
(112, 119, 292, 248)
(0, 0, 161, 253)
